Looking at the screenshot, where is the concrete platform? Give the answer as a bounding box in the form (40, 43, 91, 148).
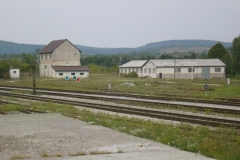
(0, 113, 214, 160)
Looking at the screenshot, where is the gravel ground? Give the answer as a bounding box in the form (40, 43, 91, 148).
(0, 113, 214, 160)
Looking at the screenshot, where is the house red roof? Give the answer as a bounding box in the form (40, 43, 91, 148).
(39, 39, 81, 54)
(52, 66, 89, 71)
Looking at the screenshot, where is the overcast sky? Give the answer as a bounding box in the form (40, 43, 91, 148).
(0, 0, 239, 48)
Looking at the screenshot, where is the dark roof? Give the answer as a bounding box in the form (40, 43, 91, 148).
(39, 39, 81, 54)
(52, 66, 89, 71)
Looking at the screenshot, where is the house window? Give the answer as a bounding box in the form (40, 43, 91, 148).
(59, 73, 63, 76)
(175, 68, 181, 73)
(13, 71, 16, 74)
(136, 68, 138, 73)
(45, 55, 47, 60)
(188, 68, 195, 72)
(148, 68, 151, 74)
(144, 68, 147, 73)
(125, 68, 127, 73)
(71, 73, 75, 75)
(41, 55, 43, 60)
(215, 68, 221, 72)
(128, 68, 131, 73)
(45, 65, 47, 69)
(80, 73, 84, 75)
(50, 55, 51, 59)
(140, 68, 143, 73)
(153, 68, 155, 74)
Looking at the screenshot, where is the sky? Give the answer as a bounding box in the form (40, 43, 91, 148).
(0, 0, 240, 48)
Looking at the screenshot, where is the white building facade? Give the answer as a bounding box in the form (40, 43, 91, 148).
(9, 69, 20, 79)
(120, 59, 226, 79)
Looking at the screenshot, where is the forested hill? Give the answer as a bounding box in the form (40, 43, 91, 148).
(0, 39, 232, 55)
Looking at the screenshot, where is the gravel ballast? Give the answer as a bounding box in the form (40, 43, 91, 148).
(0, 113, 214, 160)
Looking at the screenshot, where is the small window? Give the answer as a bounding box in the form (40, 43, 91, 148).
(175, 68, 181, 73)
(215, 68, 221, 72)
(59, 73, 63, 76)
(80, 73, 84, 75)
(50, 55, 51, 59)
(71, 73, 75, 75)
(136, 68, 138, 73)
(41, 55, 43, 60)
(153, 68, 155, 74)
(45, 65, 47, 69)
(13, 71, 16, 74)
(140, 68, 143, 73)
(45, 55, 47, 60)
(74, 53, 76, 55)
(144, 68, 147, 73)
(125, 68, 127, 73)
(128, 68, 131, 72)
(148, 68, 151, 74)
(188, 68, 195, 72)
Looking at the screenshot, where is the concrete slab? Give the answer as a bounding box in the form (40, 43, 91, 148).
(0, 113, 214, 160)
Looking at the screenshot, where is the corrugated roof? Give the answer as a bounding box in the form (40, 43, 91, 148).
(120, 60, 148, 67)
(52, 66, 89, 71)
(149, 59, 226, 67)
(39, 39, 66, 54)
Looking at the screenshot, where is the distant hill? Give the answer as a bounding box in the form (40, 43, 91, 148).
(0, 39, 232, 55)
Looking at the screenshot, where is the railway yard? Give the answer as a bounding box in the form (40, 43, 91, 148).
(0, 78, 240, 160)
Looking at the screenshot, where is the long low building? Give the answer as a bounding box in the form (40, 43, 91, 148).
(120, 59, 226, 79)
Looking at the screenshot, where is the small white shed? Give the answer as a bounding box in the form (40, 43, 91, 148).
(10, 69, 20, 79)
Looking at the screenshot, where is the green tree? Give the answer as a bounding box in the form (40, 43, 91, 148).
(232, 35, 240, 75)
(207, 43, 228, 60)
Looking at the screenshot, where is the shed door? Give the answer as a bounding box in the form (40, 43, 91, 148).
(159, 73, 162, 79)
(202, 67, 210, 79)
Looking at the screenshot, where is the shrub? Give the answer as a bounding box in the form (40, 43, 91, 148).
(122, 72, 138, 78)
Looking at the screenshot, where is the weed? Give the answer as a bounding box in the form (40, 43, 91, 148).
(68, 151, 86, 156)
(10, 154, 31, 159)
(89, 150, 111, 155)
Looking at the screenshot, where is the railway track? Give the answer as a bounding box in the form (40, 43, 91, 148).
(0, 91, 240, 129)
(1, 86, 240, 106)
(1, 86, 240, 115)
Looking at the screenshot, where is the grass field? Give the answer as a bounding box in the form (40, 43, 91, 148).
(0, 73, 240, 99)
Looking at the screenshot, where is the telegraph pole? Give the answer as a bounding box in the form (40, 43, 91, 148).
(31, 58, 36, 95)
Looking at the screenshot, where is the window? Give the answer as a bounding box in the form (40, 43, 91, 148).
(45, 55, 47, 60)
(80, 73, 84, 75)
(13, 71, 16, 74)
(148, 68, 151, 74)
(128, 68, 131, 73)
(71, 73, 75, 75)
(136, 68, 138, 73)
(140, 68, 143, 73)
(50, 55, 51, 59)
(175, 68, 181, 73)
(125, 68, 127, 73)
(45, 65, 47, 69)
(41, 55, 43, 60)
(144, 68, 147, 73)
(215, 68, 221, 72)
(59, 73, 63, 76)
(188, 68, 195, 72)
(153, 68, 155, 74)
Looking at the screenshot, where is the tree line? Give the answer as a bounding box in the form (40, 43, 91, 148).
(0, 53, 38, 78)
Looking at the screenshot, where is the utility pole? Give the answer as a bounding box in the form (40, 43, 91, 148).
(174, 59, 175, 80)
(119, 55, 121, 78)
(31, 58, 36, 95)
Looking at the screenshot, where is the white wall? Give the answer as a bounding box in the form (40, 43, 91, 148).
(10, 69, 20, 79)
(53, 71, 89, 78)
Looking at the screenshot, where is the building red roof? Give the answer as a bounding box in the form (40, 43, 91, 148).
(52, 66, 89, 71)
(39, 39, 81, 54)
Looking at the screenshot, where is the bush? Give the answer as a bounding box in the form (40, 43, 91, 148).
(122, 72, 138, 78)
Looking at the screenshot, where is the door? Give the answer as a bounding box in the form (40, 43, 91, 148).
(159, 73, 162, 79)
(202, 67, 210, 79)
